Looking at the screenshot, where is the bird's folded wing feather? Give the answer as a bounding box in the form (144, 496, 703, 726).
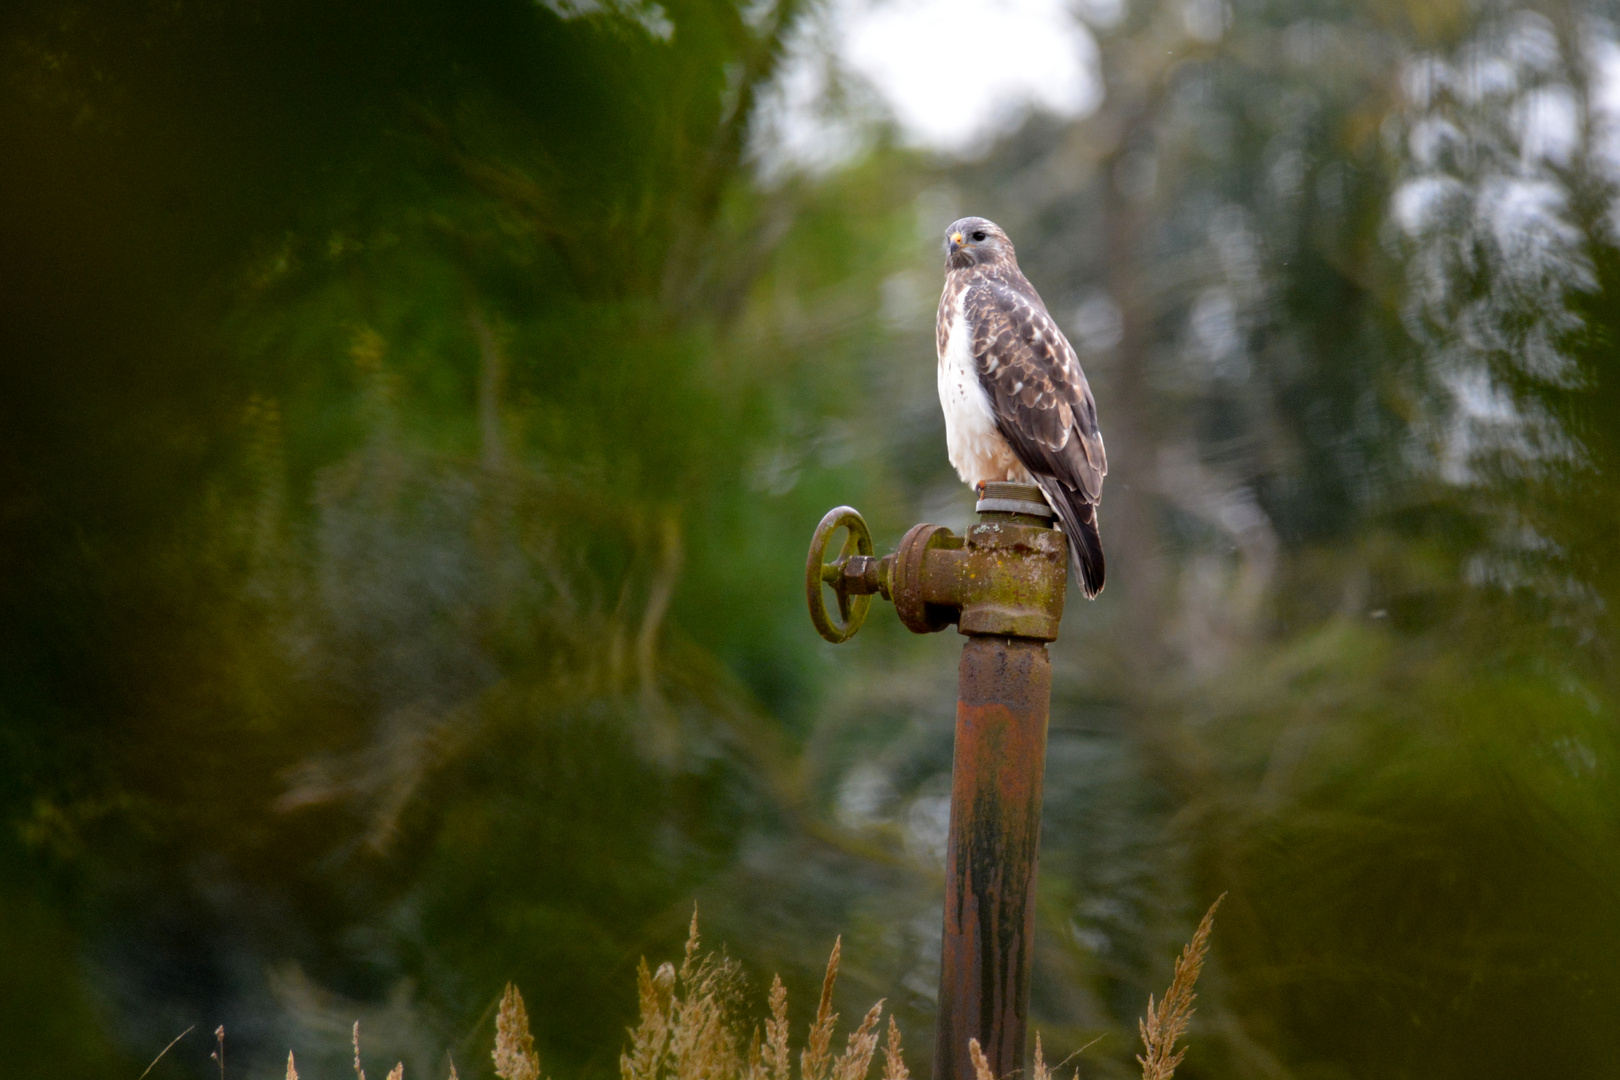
(965, 279, 1107, 500)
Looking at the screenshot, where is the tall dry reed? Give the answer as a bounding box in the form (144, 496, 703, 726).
(1136, 895, 1223, 1080)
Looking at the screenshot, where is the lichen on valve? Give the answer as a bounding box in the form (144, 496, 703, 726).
(803, 482, 1069, 1080)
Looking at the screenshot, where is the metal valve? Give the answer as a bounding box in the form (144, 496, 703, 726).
(805, 483, 1069, 644)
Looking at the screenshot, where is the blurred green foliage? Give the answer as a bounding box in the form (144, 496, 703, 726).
(3, 0, 1620, 1078)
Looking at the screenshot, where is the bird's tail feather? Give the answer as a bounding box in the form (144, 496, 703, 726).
(1034, 478, 1105, 599)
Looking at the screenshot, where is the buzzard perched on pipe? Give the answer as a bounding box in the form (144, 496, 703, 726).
(936, 216, 1107, 597)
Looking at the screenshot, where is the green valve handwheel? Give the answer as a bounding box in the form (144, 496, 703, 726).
(806, 506, 873, 643)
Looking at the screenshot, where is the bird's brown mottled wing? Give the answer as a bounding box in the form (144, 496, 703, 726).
(964, 274, 1108, 594)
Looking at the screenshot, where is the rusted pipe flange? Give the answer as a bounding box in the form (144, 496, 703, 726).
(892, 523, 956, 635)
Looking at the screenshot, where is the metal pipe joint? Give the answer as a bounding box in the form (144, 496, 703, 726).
(806, 485, 1068, 644)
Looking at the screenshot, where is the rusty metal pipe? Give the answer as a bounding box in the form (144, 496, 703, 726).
(932, 634, 1051, 1080)
(804, 484, 1066, 1080)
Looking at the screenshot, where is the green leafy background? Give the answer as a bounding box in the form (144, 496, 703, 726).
(3, 0, 1619, 1077)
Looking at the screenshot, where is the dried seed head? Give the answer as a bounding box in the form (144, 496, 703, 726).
(831, 1002, 885, 1080)
(800, 938, 842, 1080)
(881, 1018, 909, 1080)
(1136, 895, 1223, 1080)
(495, 983, 542, 1080)
(680, 907, 702, 985)
(763, 974, 791, 1080)
(623, 958, 676, 1080)
(966, 1039, 993, 1080)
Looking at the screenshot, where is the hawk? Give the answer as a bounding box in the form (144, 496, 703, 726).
(936, 216, 1107, 597)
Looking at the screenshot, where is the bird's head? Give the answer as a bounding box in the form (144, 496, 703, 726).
(944, 216, 1014, 271)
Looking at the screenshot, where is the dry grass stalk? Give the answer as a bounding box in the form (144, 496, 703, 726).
(669, 977, 735, 1080)
(745, 1025, 766, 1080)
(966, 1039, 993, 1080)
(495, 982, 543, 1080)
(449, 1063, 460, 1080)
(763, 975, 791, 1080)
(881, 1019, 908, 1080)
(680, 908, 703, 985)
(800, 937, 842, 1080)
(387, 1066, 405, 1080)
(623, 959, 678, 1080)
(138, 1026, 196, 1080)
(830, 1001, 884, 1080)
(354, 1022, 367, 1080)
(1137, 895, 1224, 1080)
(1031, 1033, 1047, 1080)
(287, 1051, 299, 1080)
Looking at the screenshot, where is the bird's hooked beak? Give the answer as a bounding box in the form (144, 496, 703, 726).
(948, 230, 965, 255)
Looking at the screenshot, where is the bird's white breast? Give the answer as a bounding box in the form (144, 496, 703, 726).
(937, 297, 1030, 486)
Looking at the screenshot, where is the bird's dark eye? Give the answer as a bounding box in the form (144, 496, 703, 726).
(971, 230, 986, 242)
